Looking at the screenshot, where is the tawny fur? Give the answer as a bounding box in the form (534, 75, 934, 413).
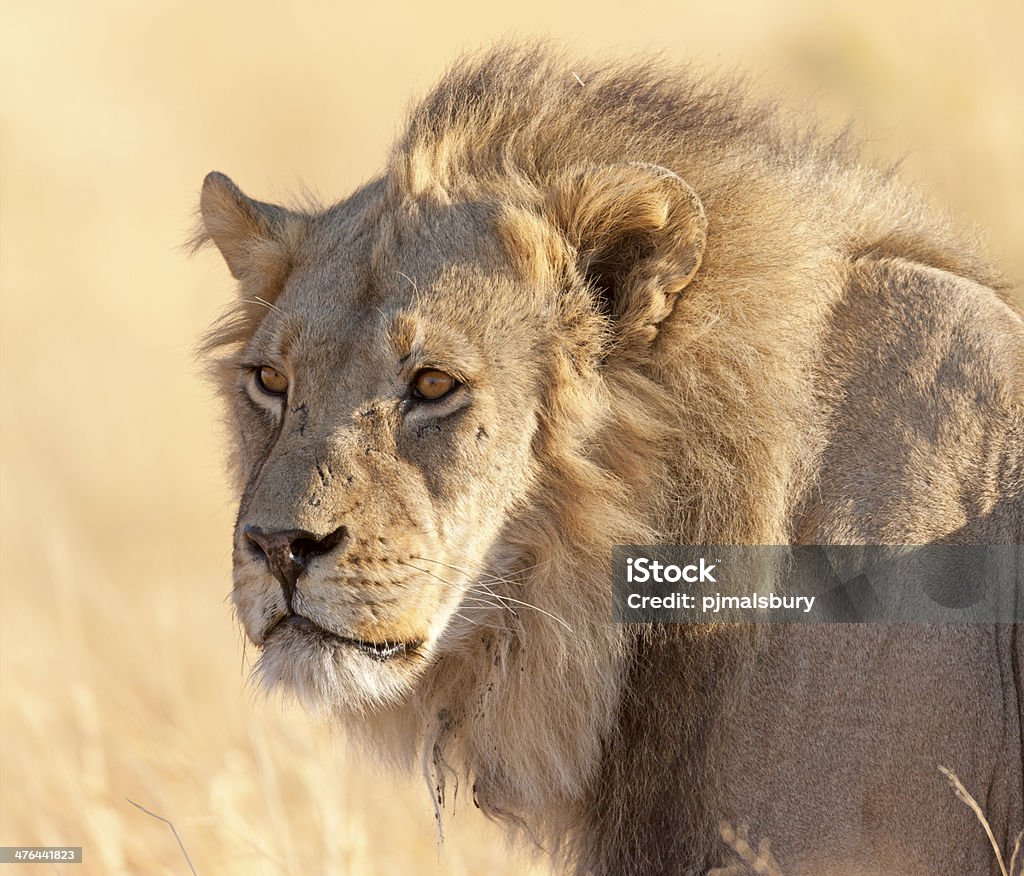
(195, 44, 1023, 875)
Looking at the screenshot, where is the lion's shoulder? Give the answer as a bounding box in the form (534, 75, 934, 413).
(801, 254, 1024, 542)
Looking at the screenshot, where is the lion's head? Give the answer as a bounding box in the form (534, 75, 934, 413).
(197, 146, 707, 716)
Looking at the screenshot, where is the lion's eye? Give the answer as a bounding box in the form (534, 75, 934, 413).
(255, 366, 289, 396)
(412, 369, 457, 401)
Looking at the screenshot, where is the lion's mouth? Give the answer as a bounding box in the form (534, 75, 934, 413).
(266, 612, 423, 662)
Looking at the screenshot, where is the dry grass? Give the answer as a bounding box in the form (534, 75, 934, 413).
(712, 771, 1024, 875)
(940, 767, 1024, 876)
(1, 0, 1021, 872)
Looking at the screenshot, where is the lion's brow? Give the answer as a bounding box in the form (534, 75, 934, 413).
(256, 311, 305, 362)
(385, 310, 425, 363)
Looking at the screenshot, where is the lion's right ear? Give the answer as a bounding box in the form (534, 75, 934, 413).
(544, 162, 707, 348)
(193, 172, 305, 289)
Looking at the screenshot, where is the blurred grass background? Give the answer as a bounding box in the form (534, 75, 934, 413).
(1, 0, 1021, 872)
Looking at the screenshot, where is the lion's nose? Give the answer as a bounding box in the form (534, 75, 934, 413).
(243, 524, 348, 605)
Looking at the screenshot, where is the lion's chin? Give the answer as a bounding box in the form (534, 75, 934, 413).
(255, 620, 426, 715)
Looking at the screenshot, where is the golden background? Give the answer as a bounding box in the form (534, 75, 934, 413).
(1, 1, 1021, 873)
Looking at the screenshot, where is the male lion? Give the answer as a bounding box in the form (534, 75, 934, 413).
(195, 45, 1023, 875)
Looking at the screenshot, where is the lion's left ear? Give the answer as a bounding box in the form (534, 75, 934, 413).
(546, 162, 707, 345)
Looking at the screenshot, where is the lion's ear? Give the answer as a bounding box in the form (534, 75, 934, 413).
(196, 172, 305, 289)
(547, 163, 707, 344)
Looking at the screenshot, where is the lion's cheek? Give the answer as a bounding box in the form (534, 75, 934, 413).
(433, 428, 537, 528)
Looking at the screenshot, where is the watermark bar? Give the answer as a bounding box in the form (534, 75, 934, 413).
(0, 847, 82, 864)
(612, 545, 1023, 624)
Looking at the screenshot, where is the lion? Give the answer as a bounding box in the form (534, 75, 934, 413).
(194, 44, 1024, 875)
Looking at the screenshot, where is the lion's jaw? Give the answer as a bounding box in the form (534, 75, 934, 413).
(232, 514, 499, 713)
(234, 524, 502, 714)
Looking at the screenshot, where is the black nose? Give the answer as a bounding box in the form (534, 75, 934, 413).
(243, 525, 348, 605)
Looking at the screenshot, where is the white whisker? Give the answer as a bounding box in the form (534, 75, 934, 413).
(409, 556, 573, 633)
(250, 295, 283, 313)
(398, 559, 510, 613)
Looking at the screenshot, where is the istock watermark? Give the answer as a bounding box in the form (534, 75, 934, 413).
(611, 545, 1023, 624)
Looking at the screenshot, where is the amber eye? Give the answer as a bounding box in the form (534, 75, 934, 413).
(413, 369, 457, 401)
(255, 366, 289, 396)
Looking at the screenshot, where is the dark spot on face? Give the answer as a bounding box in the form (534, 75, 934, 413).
(476, 424, 489, 440)
(291, 403, 309, 436)
(415, 422, 442, 439)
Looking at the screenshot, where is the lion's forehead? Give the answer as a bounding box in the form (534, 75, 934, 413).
(302, 187, 530, 303)
(266, 244, 540, 382)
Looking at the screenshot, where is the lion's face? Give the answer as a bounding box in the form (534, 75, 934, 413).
(225, 203, 552, 711)
(199, 162, 706, 712)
